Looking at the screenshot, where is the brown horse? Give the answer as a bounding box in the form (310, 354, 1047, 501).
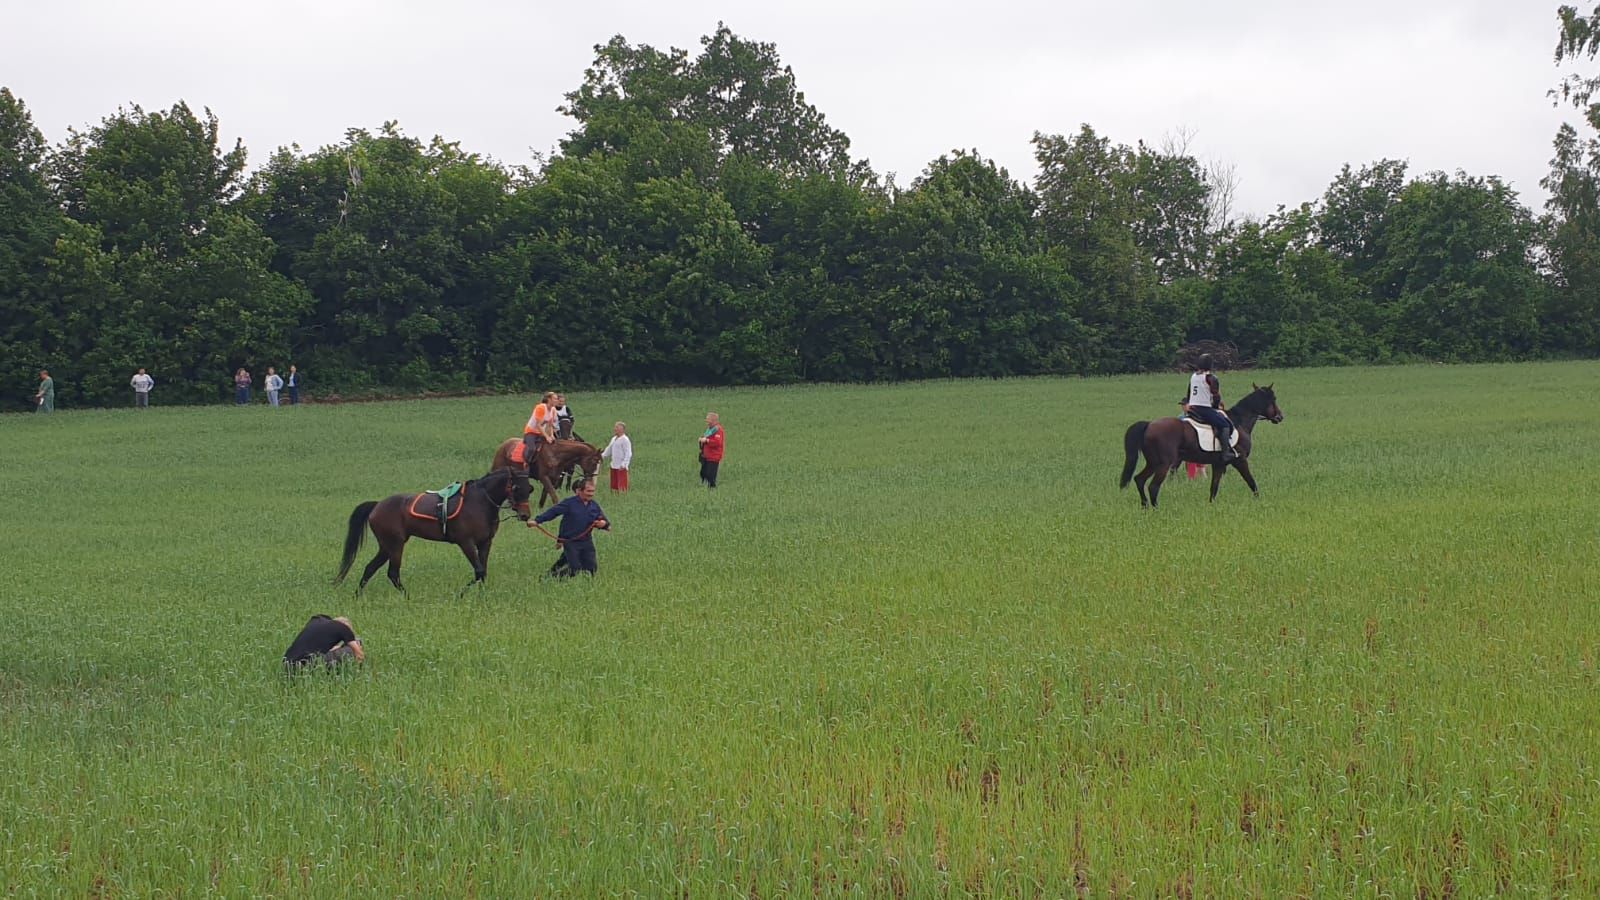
(491, 437, 603, 508)
(1120, 383, 1284, 508)
(334, 467, 532, 596)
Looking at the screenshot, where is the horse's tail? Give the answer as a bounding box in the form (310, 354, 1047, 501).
(1120, 421, 1149, 489)
(334, 501, 379, 584)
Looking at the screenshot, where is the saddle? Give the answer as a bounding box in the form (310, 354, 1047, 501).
(408, 482, 465, 530)
(1182, 417, 1240, 453)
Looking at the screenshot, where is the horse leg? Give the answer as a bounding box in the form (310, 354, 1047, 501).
(455, 540, 484, 597)
(357, 550, 388, 593)
(1148, 461, 1172, 508)
(1232, 457, 1260, 497)
(1208, 461, 1228, 501)
(385, 543, 408, 597)
(539, 474, 562, 509)
(477, 538, 494, 578)
(1132, 454, 1157, 507)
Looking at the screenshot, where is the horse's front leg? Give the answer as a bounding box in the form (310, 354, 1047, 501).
(1232, 457, 1260, 497)
(455, 540, 484, 597)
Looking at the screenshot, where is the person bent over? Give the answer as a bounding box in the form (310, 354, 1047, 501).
(283, 615, 365, 670)
(533, 478, 610, 577)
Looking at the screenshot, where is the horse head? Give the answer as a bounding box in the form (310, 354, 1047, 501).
(578, 444, 603, 481)
(1250, 382, 1284, 424)
(492, 466, 533, 520)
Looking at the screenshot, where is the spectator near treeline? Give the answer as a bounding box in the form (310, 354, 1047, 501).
(286, 365, 303, 405)
(265, 367, 284, 407)
(130, 368, 153, 408)
(34, 370, 54, 413)
(233, 368, 252, 405)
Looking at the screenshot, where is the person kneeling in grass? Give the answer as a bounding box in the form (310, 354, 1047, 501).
(284, 615, 365, 669)
(534, 478, 610, 577)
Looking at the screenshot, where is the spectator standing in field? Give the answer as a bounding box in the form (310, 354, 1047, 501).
(283, 615, 365, 669)
(130, 368, 154, 408)
(600, 422, 632, 492)
(265, 367, 284, 407)
(698, 412, 724, 489)
(234, 368, 252, 405)
(34, 370, 54, 413)
(286, 365, 302, 405)
(533, 478, 611, 577)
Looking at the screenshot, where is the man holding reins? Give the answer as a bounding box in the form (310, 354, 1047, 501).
(532, 478, 611, 577)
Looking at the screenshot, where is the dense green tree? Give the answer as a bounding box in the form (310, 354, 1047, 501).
(242, 125, 508, 388)
(41, 102, 307, 405)
(1373, 173, 1544, 360)
(1543, 4, 1600, 354)
(560, 25, 859, 177)
(1033, 126, 1197, 372)
(0, 88, 65, 407)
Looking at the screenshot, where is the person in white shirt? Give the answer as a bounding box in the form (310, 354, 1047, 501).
(130, 368, 154, 409)
(599, 422, 632, 492)
(264, 367, 285, 407)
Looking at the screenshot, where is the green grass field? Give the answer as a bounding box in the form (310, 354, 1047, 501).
(3, 362, 1598, 896)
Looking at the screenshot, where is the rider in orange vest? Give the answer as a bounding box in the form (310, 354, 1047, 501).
(523, 392, 558, 472)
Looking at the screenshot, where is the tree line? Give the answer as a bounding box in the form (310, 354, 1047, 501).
(3, 13, 1598, 409)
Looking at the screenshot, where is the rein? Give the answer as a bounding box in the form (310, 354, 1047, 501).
(527, 520, 603, 546)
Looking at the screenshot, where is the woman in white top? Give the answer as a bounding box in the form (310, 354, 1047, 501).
(264, 367, 285, 407)
(599, 422, 632, 492)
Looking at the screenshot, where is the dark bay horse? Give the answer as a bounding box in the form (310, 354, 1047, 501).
(1120, 383, 1285, 508)
(491, 437, 603, 509)
(335, 467, 532, 595)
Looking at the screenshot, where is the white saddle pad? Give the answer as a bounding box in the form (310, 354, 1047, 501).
(1184, 417, 1239, 453)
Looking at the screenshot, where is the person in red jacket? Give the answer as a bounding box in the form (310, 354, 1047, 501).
(698, 412, 725, 488)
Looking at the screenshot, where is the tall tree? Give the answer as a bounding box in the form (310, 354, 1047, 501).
(1543, 4, 1600, 354)
(560, 25, 860, 177)
(47, 102, 307, 404)
(0, 88, 64, 407)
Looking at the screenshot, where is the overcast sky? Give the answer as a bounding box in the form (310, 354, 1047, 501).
(3, 0, 1583, 217)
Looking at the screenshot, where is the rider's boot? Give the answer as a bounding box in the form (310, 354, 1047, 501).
(1220, 433, 1237, 463)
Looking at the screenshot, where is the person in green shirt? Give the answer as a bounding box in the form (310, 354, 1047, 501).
(34, 370, 54, 413)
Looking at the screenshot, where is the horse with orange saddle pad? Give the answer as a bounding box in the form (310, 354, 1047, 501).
(335, 467, 533, 596)
(492, 437, 603, 509)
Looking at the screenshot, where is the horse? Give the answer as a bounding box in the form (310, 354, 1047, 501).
(1120, 383, 1285, 508)
(334, 467, 532, 596)
(490, 437, 603, 509)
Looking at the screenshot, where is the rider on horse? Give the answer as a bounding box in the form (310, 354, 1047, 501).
(524, 391, 559, 475)
(1184, 355, 1236, 462)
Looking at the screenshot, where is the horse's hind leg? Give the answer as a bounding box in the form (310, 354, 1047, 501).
(358, 551, 388, 593)
(1132, 457, 1156, 507)
(1148, 459, 1173, 508)
(384, 544, 409, 597)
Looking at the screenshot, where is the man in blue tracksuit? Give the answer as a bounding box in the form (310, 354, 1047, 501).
(533, 479, 610, 576)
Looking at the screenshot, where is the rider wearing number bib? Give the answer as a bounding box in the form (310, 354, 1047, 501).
(1184, 355, 1236, 462)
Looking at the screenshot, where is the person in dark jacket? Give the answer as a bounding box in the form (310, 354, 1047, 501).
(283, 615, 365, 669)
(286, 365, 303, 405)
(533, 479, 610, 576)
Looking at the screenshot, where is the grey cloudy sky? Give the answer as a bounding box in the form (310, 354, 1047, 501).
(3, 0, 1581, 217)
